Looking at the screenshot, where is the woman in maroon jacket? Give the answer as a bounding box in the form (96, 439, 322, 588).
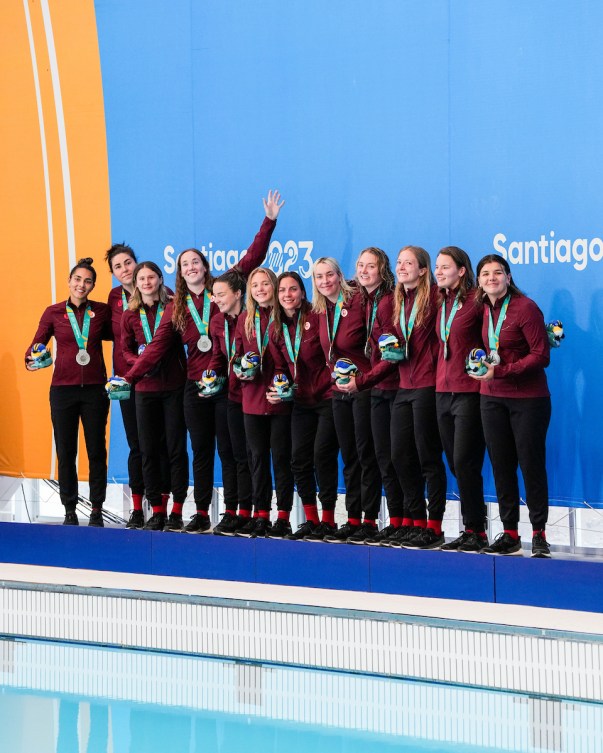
(124, 192, 282, 533)
(121, 262, 188, 531)
(25, 258, 112, 526)
(234, 267, 294, 538)
(268, 271, 339, 541)
(312, 257, 381, 543)
(434, 247, 488, 552)
(469, 254, 551, 558)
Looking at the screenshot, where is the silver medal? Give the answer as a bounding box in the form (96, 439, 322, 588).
(138, 344, 146, 356)
(364, 342, 372, 360)
(76, 349, 90, 366)
(405, 342, 410, 360)
(489, 349, 501, 365)
(443, 342, 448, 361)
(197, 335, 212, 352)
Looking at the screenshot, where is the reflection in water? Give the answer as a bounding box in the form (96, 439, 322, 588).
(0, 639, 599, 753)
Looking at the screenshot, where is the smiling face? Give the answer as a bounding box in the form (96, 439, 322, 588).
(250, 270, 274, 307)
(179, 250, 207, 289)
(111, 252, 136, 288)
(68, 267, 95, 304)
(435, 253, 465, 291)
(212, 281, 242, 316)
(313, 262, 341, 301)
(278, 276, 304, 314)
(135, 267, 162, 300)
(356, 251, 382, 293)
(396, 249, 425, 289)
(478, 261, 511, 301)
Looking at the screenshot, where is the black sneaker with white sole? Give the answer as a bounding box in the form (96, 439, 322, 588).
(530, 532, 551, 558)
(402, 527, 444, 549)
(183, 513, 211, 534)
(324, 522, 361, 543)
(267, 518, 292, 539)
(213, 512, 242, 536)
(235, 517, 259, 538)
(384, 525, 415, 547)
(144, 512, 166, 531)
(346, 522, 379, 545)
(458, 532, 489, 553)
(163, 513, 183, 532)
(253, 518, 272, 538)
(304, 521, 337, 542)
(440, 531, 472, 551)
(364, 524, 398, 546)
(125, 509, 144, 529)
(287, 520, 318, 540)
(481, 532, 523, 556)
(63, 511, 79, 526)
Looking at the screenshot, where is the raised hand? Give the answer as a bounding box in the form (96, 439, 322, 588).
(263, 189, 285, 220)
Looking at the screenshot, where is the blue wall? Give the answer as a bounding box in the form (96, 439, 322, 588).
(95, 0, 603, 506)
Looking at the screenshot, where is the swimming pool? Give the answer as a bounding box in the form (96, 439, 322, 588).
(0, 637, 601, 752)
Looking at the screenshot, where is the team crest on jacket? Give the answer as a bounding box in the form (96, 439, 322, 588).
(341, 308, 348, 317)
(304, 321, 311, 330)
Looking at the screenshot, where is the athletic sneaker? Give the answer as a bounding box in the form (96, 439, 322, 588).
(213, 512, 242, 536)
(253, 518, 272, 538)
(402, 527, 444, 549)
(184, 513, 211, 534)
(235, 518, 259, 538)
(144, 512, 166, 531)
(394, 526, 425, 547)
(324, 522, 361, 544)
(458, 532, 489, 553)
(88, 509, 104, 528)
(267, 518, 292, 539)
(163, 513, 183, 532)
(287, 520, 318, 540)
(304, 521, 337, 542)
(440, 531, 472, 551)
(347, 522, 379, 545)
(531, 532, 551, 558)
(364, 524, 398, 546)
(125, 510, 144, 529)
(481, 532, 523, 556)
(63, 511, 79, 526)
(384, 525, 415, 547)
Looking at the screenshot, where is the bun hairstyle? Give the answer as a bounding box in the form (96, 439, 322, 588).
(128, 261, 170, 310)
(70, 257, 97, 283)
(213, 269, 247, 297)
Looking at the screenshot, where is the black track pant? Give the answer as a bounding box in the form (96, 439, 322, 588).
(49, 385, 109, 511)
(243, 413, 293, 512)
(226, 399, 253, 511)
(117, 387, 144, 495)
(480, 395, 551, 531)
(436, 392, 487, 532)
(371, 389, 405, 518)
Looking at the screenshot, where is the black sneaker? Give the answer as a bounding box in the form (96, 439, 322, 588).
(364, 524, 398, 546)
(268, 518, 292, 539)
(440, 531, 472, 551)
(63, 511, 79, 526)
(458, 532, 489, 553)
(394, 526, 425, 547)
(144, 512, 167, 531)
(304, 521, 337, 542)
(482, 532, 523, 556)
(184, 513, 211, 534)
(347, 522, 378, 545)
(385, 525, 415, 547)
(287, 520, 318, 540)
(531, 532, 551, 558)
(324, 522, 361, 543)
(163, 513, 183, 532)
(402, 527, 444, 549)
(88, 509, 104, 528)
(253, 518, 272, 538)
(125, 509, 144, 529)
(213, 512, 242, 536)
(235, 517, 259, 538)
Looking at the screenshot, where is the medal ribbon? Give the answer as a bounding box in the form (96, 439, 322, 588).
(186, 292, 211, 337)
(440, 292, 460, 345)
(255, 308, 274, 361)
(283, 314, 302, 380)
(121, 289, 128, 310)
(224, 318, 236, 374)
(66, 303, 92, 352)
(399, 292, 419, 346)
(326, 291, 344, 358)
(487, 294, 511, 353)
(365, 290, 380, 353)
(139, 303, 165, 344)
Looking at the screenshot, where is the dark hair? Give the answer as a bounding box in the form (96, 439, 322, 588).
(128, 261, 170, 310)
(105, 243, 137, 271)
(172, 248, 213, 332)
(475, 254, 523, 302)
(213, 269, 246, 296)
(436, 246, 476, 305)
(274, 271, 311, 337)
(355, 246, 395, 295)
(70, 257, 97, 284)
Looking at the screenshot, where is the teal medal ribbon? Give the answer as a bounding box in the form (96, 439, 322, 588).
(187, 292, 212, 352)
(487, 294, 511, 365)
(121, 289, 128, 310)
(224, 317, 236, 374)
(440, 292, 460, 361)
(364, 291, 380, 359)
(326, 291, 344, 363)
(255, 308, 274, 371)
(139, 302, 165, 348)
(66, 302, 92, 366)
(283, 314, 302, 381)
(399, 292, 419, 360)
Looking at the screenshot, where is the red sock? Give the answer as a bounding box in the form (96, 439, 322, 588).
(277, 510, 290, 521)
(239, 509, 251, 518)
(349, 518, 361, 526)
(414, 519, 427, 528)
(363, 518, 377, 527)
(151, 505, 163, 515)
(322, 509, 335, 525)
(258, 510, 270, 519)
(196, 509, 209, 518)
(303, 504, 320, 525)
(132, 493, 143, 512)
(402, 517, 413, 528)
(161, 493, 170, 515)
(533, 529, 546, 539)
(390, 517, 403, 528)
(427, 519, 442, 536)
(504, 529, 519, 540)
(171, 501, 184, 516)
(225, 508, 237, 516)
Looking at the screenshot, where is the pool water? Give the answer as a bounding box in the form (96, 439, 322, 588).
(0, 638, 600, 752)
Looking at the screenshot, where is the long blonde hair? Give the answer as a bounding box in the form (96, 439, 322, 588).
(244, 267, 277, 340)
(393, 246, 435, 329)
(311, 257, 354, 314)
